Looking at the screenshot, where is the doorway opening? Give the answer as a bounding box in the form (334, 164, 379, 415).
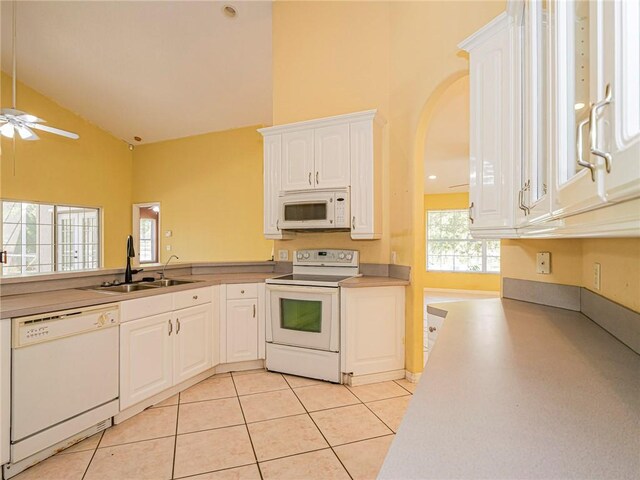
(132, 203, 160, 265)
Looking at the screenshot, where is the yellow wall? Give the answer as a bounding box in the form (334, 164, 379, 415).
(424, 193, 500, 291)
(0, 74, 133, 268)
(502, 238, 640, 312)
(272, 1, 505, 373)
(131, 126, 273, 263)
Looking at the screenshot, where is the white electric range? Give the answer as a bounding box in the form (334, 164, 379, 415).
(265, 249, 359, 383)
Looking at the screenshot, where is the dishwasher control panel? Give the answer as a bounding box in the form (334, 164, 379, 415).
(13, 304, 120, 348)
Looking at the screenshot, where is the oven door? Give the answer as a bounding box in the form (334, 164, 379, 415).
(266, 285, 339, 352)
(279, 191, 335, 229)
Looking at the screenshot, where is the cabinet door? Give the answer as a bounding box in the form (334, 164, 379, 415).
(226, 299, 259, 363)
(314, 124, 350, 188)
(467, 17, 516, 231)
(1, 320, 9, 465)
(263, 135, 291, 239)
(341, 287, 404, 376)
(602, 0, 640, 202)
(552, 0, 606, 216)
(350, 118, 382, 239)
(282, 130, 314, 191)
(120, 313, 173, 410)
(174, 304, 212, 385)
(520, 0, 552, 224)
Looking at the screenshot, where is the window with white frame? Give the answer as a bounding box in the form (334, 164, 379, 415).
(1, 200, 100, 276)
(139, 218, 157, 263)
(426, 209, 500, 273)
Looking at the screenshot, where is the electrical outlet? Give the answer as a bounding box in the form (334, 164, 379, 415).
(278, 249, 289, 261)
(165, 245, 171, 251)
(164, 230, 172, 237)
(536, 252, 551, 274)
(593, 263, 601, 290)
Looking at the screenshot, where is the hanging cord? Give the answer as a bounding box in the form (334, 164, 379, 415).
(12, 0, 17, 109)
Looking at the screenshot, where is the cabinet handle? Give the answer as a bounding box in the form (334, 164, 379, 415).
(577, 116, 596, 181)
(352, 216, 356, 230)
(176, 318, 181, 334)
(253, 304, 256, 318)
(589, 83, 613, 173)
(0, 250, 7, 264)
(315, 172, 319, 184)
(308, 172, 312, 185)
(193, 295, 198, 300)
(168, 319, 173, 336)
(468, 202, 474, 224)
(522, 180, 531, 215)
(518, 189, 526, 213)
(241, 290, 245, 294)
(276, 219, 280, 231)
(429, 326, 437, 333)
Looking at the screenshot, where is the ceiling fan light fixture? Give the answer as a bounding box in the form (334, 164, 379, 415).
(0, 123, 15, 139)
(428, 175, 437, 180)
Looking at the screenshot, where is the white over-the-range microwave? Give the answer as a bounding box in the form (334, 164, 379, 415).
(278, 188, 350, 231)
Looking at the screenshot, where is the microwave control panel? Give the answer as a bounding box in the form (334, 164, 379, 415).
(294, 249, 359, 266)
(335, 194, 347, 226)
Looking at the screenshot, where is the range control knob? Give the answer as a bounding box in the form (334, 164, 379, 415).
(338, 252, 345, 259)
(303, 252, 310, 259)
(297, 253, 303, 260)
(347, 254, 353, 260)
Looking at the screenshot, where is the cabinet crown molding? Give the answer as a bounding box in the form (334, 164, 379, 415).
(458, 12, 509, 52)
(258, 109, 384, 136)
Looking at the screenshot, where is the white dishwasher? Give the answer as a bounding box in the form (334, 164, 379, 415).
(7, 303, 119, 474)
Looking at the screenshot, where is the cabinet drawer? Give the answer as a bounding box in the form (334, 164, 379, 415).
(174, 287, 212, 310)
(226, 283, 258, 299)
(121, 293, 173, 322)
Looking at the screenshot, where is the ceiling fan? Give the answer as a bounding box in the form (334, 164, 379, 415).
(0, 1, 79, 141)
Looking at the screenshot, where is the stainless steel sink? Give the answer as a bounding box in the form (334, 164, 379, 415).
(91, 283, 160, 293)
(147, 279, 198, 287)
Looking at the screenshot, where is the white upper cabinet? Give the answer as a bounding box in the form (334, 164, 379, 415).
(459, 13, 518, 236)
(282, 130, 315, 191)
(462, 1, 640, 238)
(314, 124, 350, 189)
(602, 0, 640, 203)
(259, 110, 383, 240)
(552, 0, 607, 216)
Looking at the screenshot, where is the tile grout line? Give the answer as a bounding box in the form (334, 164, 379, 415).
(170, 392, 181, 480)
(172, 461, 258, 480)
(392, 379, 415, 395)
(283, 376, 354, 480)
(230, 371, 265, 480)
(80, 429, 104, 480)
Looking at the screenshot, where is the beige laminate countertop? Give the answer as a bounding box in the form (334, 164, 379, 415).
(0, 273, 407, 319)
(379, 298, 640, 480)
(0, 272, 274, 319)
(338, 275, 409, 288)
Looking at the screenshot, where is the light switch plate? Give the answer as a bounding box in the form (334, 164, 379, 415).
(536, 252, 551, 274)
(165, 245, 172, 251)
(278, 249, 289, 261)
(164, 230, 172, 237)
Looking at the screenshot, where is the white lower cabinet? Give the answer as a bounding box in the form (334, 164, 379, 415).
(219, 283, 265, 364)
(225, 300, 259, 363)
(1, 320, 10, 466)
(173, 304, 212, 385)
(120, 312, 174, 410)
(341, 286, 405, 378)
(119, 288, 214, 410)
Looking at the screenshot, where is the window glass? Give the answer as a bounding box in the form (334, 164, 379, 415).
(1, 200, 100, 276)
(426, 209, 500, 273)
(139, 218, 156, 263)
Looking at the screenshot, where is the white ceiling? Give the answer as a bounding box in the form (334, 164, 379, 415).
(1, 1, 273, 144)
(423, 76, 470, 194)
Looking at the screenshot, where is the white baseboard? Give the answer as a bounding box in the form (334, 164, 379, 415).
(405, 370, 422, 383)
(215, 359, 265, 374)
(343, 369, 405, 386)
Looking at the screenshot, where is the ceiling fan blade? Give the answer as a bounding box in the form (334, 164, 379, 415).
(29, 123, 79, 140)
(17, 125, 39, 141)
(17, 113, 45, 123)
(448, 183, 470, 189)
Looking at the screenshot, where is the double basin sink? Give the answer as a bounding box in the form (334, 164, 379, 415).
(86, 278, 198, 294)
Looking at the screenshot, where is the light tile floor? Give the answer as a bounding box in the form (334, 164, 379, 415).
(13, 369, 414, 480)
